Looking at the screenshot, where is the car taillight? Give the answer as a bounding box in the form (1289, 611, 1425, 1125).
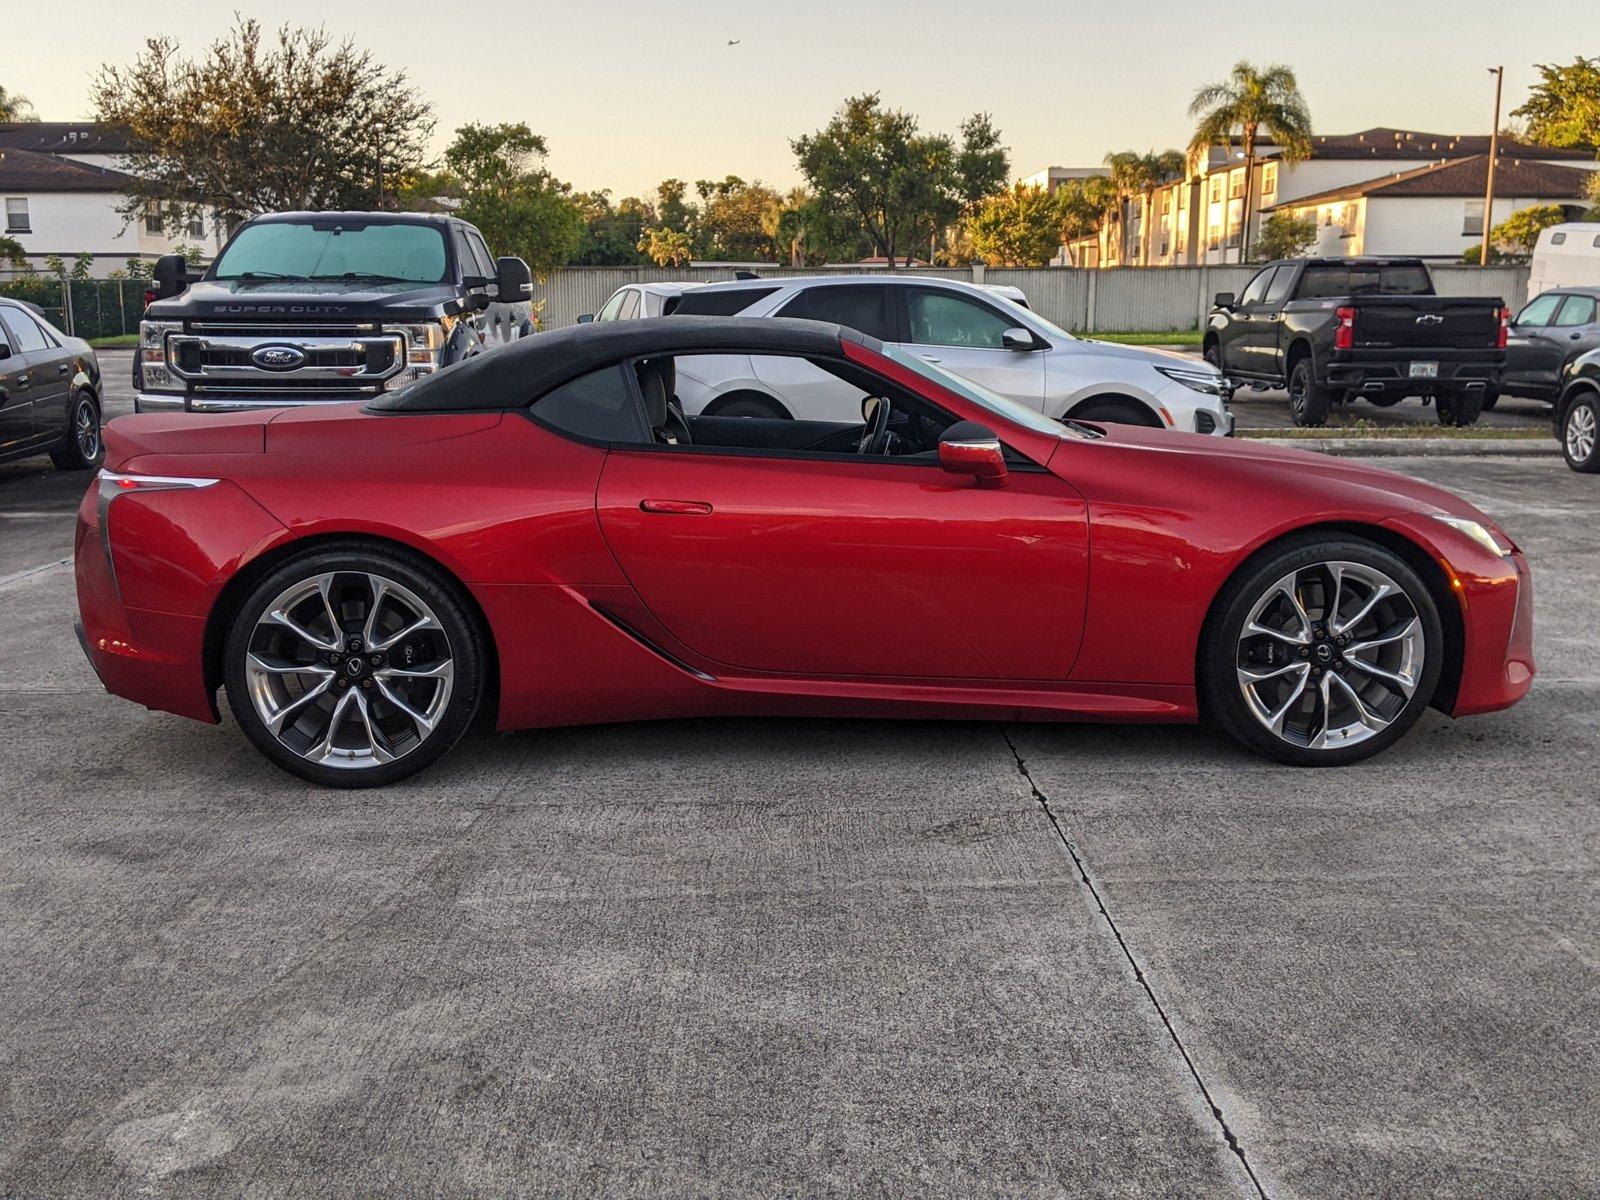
(1496, 305, 1509, 349)
(1334, 306, 1356, 350)
(142, 290, 155, 310)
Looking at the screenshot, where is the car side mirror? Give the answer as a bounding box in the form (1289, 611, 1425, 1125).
(1214, 291, 1236, 309)
(152, 253, 189, 299)
(1001, 327, 1036, 351)
(939, 421, 1008, 487)
(0, 340, 11, 361)
(576, 313, 595, 324)
(495, 256, 533, 303)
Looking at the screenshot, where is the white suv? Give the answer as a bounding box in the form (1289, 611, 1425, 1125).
(587, 275, 1233, 434)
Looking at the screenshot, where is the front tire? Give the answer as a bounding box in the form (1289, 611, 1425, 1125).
(1200, 536, 1443, 767)
(1070, 397, 1162, 428)
(1287, 359, 1333, 427)
(1562, 393, 1600, 473)
(224, 545, 485, 788)
(49, 391, 103, 471)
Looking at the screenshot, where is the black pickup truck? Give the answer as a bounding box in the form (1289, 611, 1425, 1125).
(1203, 257, 1508, 427)
(135, 211, 533, 413)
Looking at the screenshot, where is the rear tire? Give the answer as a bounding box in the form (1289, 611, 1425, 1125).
(1200, 535, 1443, 767)
(49, 391, 103, 471)
(1561, 393, 1600, 473)
(1436, 388, 1484, 427)
(1287, 359, 1333, 427)
(224, 544, 485, 788)
(1203, 341, 1222, 371)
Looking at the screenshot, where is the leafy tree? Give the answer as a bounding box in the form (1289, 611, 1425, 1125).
(655, 180, 698, 236)
(69, 253, 95, 281)
(1512, 57, 1600, 149)
(443, 123, 584, 278)
(968, 184, 1061, 267)
(637, 227, 693, 267)
(792, 94, 1009, 266)
(571, 190, 653, 265)
(90, 19, 433, 230)
(1048, 176, 1115, 265)
(0, 235, 26, 270)
(1188, 62, 1313, 261)
(0, 85, 36, 122)
(760, 188, 816, 266)
(1252, 212, 1317, 261)
(1102, 150, 1182, 263)
(1489, 204, 1568, 256)
(1586, 171, 1600, 220)
(695, 176, 785, 260)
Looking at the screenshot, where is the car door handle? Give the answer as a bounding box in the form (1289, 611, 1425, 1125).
(14, 374, 27, 389)
(640, 499, 713, 515)
(1571, 332, 1584, 340)
(919, 354, 941, 363)
(58, 362, 70, 374)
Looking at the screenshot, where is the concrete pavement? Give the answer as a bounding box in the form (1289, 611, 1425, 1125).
(1, 392, 1596, 1195)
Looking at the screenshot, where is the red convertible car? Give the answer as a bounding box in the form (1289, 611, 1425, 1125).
(75, 318, 1534, 786)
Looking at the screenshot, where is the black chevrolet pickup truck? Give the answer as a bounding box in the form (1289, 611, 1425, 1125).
(1203, 257, 1508, 427)
(135, 211, 533, 413)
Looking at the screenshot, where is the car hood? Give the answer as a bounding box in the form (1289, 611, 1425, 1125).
(1073, 339, 1215, 372)
(146, 278, 462, 322)
(1074, 424, 1491, 521)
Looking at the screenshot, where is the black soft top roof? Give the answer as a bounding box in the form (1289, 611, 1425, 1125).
(369, 316, 864, 413)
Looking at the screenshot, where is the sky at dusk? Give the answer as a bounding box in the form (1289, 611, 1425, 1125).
(6, 0, 1595, 199)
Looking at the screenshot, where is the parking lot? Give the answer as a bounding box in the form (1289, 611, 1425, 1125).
(1, 355, 1596, 1196)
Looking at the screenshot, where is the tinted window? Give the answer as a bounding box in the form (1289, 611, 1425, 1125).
(674, 286, 779, 317)
(212, 219, 448, 283)
(1554, 295, 1597, 327)
(1238, 267, 1276, 307)
(777, 285, 895, 340)
(0, 307, 49, 353)
(532, 365, 649, 443)
(905, 289, 1016, 348)
(465, 230, 496, 276)
(1263, 265, 1296, 305)
(1516, 293, 1563, 327)
(1297, 263, 1432, 299)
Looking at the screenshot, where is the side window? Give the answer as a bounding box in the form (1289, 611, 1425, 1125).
(1554, 296, 1597, 327)
(530, 365, 650, 444)
(465, 230, 496, 276)
(452, 229, 482, 281)
(1263, 266, 1296, 305)
(617, 290, 641, 320)
(673, 286, 778, 317)
(1516, 293, 1563, 328)
(777, 286, 895, 341)
(0, 308, 49, 353)
(904, 289, 1014, 349)
(595, 290, 628, 322)
(1238, 267, 1276, 307)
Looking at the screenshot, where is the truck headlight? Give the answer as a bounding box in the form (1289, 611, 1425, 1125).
(139, 320, 184, 392)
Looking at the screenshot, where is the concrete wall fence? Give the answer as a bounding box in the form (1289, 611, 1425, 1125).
(533, 264, 1533, 334)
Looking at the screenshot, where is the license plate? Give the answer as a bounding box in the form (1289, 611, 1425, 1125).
(1409, 361, 1439, 379)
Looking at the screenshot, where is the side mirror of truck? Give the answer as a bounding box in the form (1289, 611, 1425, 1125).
(495, 257, 533, 304)
(152, 253, 190, 300)
(1213, 291, 1236, 310)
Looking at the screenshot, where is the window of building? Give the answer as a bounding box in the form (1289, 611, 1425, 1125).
(144, 204, 163, 235)
(4, 198, 29, 233)
(1262, 163, 1278, 196)
(1462, 199, 1485, 237)
(187, 214, 205, 239)
(1225, 201, 1243, 248)
(1209, 176, 1222, 203)
(1229, 169, 1245, 199)
(1207, 224, 1222, 251)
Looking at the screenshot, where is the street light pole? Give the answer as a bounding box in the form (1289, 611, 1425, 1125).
(1480, 66, 1504, 268)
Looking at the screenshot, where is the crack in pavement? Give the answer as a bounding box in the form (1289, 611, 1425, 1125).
(1000, 727, 1271, 1200)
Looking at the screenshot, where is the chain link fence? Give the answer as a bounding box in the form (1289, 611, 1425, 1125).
(0, 277, 149, 340)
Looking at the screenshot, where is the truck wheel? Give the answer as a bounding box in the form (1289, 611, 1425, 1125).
(1203, 341, 1222, 371)
(1562, 394, 1600, 473)
(1479, 389, 1500, 412)
(1288, 359, 1333, 427)
(1436, 389, 1484, 427)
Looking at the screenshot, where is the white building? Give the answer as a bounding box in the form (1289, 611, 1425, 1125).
(0, 122, 225, 278)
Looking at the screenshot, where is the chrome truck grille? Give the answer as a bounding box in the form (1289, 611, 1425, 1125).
(167, 323, 405, 396)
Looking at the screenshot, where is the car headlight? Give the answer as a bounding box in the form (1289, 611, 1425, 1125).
(381, 320, 453, 390)
(1154, 364, 1226, 396)
(1434, 515, 1516, 557)
(138, 320, 184, 392)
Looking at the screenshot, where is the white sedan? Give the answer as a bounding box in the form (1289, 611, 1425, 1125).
(585, 275, 1233, 434)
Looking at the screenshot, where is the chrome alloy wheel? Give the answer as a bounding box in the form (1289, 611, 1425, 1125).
(1566, 402, 1597, 463)
(243, 571, 454, 770)
(1235, 561, 1424, 751)
(75, 398, 100, 461)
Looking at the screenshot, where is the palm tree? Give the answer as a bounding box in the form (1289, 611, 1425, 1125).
(636, 226, 694, 267)
(0, 85, 38, 122)
(1138, 150, 1186, 266)
(1187, 62, 1312, 261)
(1102, 151, 1146, 264)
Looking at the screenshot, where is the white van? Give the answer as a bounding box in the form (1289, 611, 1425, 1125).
(1528, 223, 1600, 300)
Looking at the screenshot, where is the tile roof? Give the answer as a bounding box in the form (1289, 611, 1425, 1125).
(1263, 155, 1598, 210)
(1212, 127, 1596, 163)
(0, 147, 135, 192)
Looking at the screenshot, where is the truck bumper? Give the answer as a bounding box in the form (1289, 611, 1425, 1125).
(1325, 360, 1503, 395)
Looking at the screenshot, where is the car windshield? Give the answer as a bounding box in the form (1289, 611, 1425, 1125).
(211, 220, 449, 283)
(881, 345, 1085, 439)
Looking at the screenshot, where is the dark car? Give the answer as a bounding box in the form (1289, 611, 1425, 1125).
(1203, 257, 1507, 427)
(134, 211, 533, 413)
(1501, 288, 1600, 408)
(1554, 348, 1600, 472)
(0, 299, 103, 471)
